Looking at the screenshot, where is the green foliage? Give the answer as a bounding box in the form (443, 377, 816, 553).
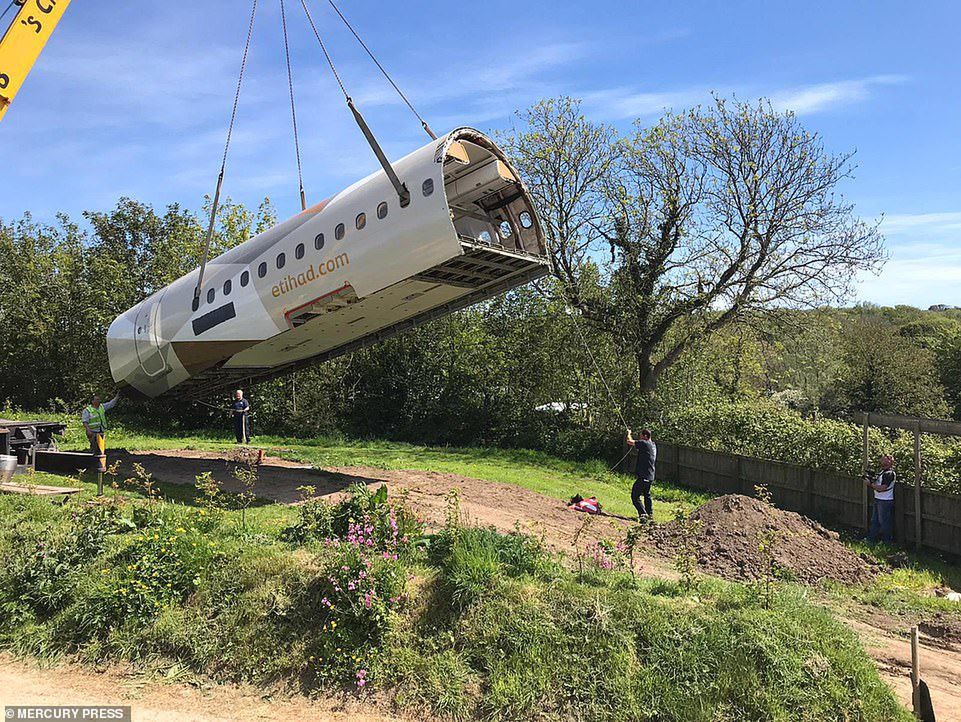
(0, 489, 910, 720)
(826, 315, 950, 418)
(7, 503, 121, 619)
(660, 400, 961, 493)
(280, 482, 421, 549)
(55, 508, 219, 642)
(672, 507, 702, 591)
(431, 526, 555, 609)
(935, 329, 961, 419)
(390, 567, 909, 721)
(0, 197, 273, 410)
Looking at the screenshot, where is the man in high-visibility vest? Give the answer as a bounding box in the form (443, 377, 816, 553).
(82, 393, 120, 456)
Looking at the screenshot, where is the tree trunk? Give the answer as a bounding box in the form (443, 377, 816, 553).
(636, 351, 657, 394)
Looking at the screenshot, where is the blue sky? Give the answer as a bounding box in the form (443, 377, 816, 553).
(2, 0, 959, 308)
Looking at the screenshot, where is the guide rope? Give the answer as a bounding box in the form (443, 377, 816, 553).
(323, 0, 436, 139)
(567, 306, 629, 429)
(565, 305, 639, 473)
(280, 0, 307, 211)
(195, 0, 259, 306)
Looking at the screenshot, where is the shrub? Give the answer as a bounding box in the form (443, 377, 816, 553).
(281, 483, 421, 551)
(659, 401, 961, 493)
(54, 507, 221, 644)
(8, 502, 127, 618)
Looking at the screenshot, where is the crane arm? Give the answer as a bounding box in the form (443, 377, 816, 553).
(0, 0, 71, 122)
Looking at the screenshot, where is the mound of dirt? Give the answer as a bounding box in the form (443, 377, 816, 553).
(648, 494, 878, 585)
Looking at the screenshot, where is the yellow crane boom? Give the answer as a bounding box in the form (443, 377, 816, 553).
(0, 0, 71, 122)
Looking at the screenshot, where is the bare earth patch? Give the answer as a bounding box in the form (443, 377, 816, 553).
(0, 654, 405, 722)
(116, 449, 654, 565)
(647, 493, 880, 585)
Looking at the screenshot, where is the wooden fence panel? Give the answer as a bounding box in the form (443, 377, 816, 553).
(919, 490, 961, 554)
(810, 470, 863, 530)
(740, 457, 807, 512)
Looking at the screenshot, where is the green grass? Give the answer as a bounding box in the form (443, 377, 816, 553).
(0, 490, 911, 721)
(44, 417, 711, 522)
(14, 411, 959, 627)
(826, 540, 961, 619)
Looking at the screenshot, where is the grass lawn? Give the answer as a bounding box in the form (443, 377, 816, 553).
(13, 409, 711, 523)
(8, 410, 959, 623)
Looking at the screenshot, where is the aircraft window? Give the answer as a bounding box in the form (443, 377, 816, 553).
(277, 252, 286, 269)
(207, 288, 215, 304)
(499, 221, 513, 238)
(422, 178, 434, 196)
(519, 211, 534, 229)
(223, 279, 232, 296)
(335, 223, 345, 240)
(377, 202, 388, 220)
(295, 243, 305, 260)
(192, 297, 199, 312)
(240, 270, 250, 287)
(258, 262, 267, 278)
(356, 212, 366, 230)
(478, 230, 492, 244)
(314, 233, 325, 250)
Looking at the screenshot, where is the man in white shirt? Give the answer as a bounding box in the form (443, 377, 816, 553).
(866, 454, 896, 543)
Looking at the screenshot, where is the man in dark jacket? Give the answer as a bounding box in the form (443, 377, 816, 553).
(230, 389, 251, 444)
(626, 428, 657, 520)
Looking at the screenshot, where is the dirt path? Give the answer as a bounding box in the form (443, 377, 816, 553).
(117, 450, 656, 567)
(89, 450, 961, 719)
(842, 617, 961, 720)
(0, 654, 403, 722)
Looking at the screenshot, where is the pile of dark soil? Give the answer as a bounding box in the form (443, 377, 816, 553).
(648, 494, 879, 585)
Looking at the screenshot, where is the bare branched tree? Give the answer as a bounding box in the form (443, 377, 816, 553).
(505, 96, 886, 393)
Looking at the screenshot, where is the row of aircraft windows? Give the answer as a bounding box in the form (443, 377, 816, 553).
(193, 179, 437, 311)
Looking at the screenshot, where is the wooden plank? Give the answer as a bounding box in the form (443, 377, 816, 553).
(914, 425, 923, 549)
(0, 482, 80, 496)
(862, 413, 870, 532)
(867, 412, 961, 437)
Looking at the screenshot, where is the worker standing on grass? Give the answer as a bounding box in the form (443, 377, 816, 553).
(82, 393, 120, 456)
(626, 428, 657, 521)
(866, 454, 897, 543)
(230, 389, 251, 444)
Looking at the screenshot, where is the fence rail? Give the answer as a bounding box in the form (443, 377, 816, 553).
(623, 442, 961, 558)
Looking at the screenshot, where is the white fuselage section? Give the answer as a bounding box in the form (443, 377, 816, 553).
(108, 128, 548, 398)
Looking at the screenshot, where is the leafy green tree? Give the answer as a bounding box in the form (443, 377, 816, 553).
(505, 96, 886, 395)
(935, 330, 961, 420)
(827, 317, 949, 418)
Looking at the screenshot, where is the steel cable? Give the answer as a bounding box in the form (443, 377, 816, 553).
(280, 0, 307, 210)
(195, 0, 258, 302)
(323, 0, 436, 139)
(299, 0, 348, 100)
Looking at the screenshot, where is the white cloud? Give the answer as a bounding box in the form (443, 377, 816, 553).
(582, 74, 908, 122)
(857, 212, 961, 306)
(770, 75, 906, 115)
(879, 212, 961, 235)
(857, 252, 961, 307)
(582, 86, 714, 120)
